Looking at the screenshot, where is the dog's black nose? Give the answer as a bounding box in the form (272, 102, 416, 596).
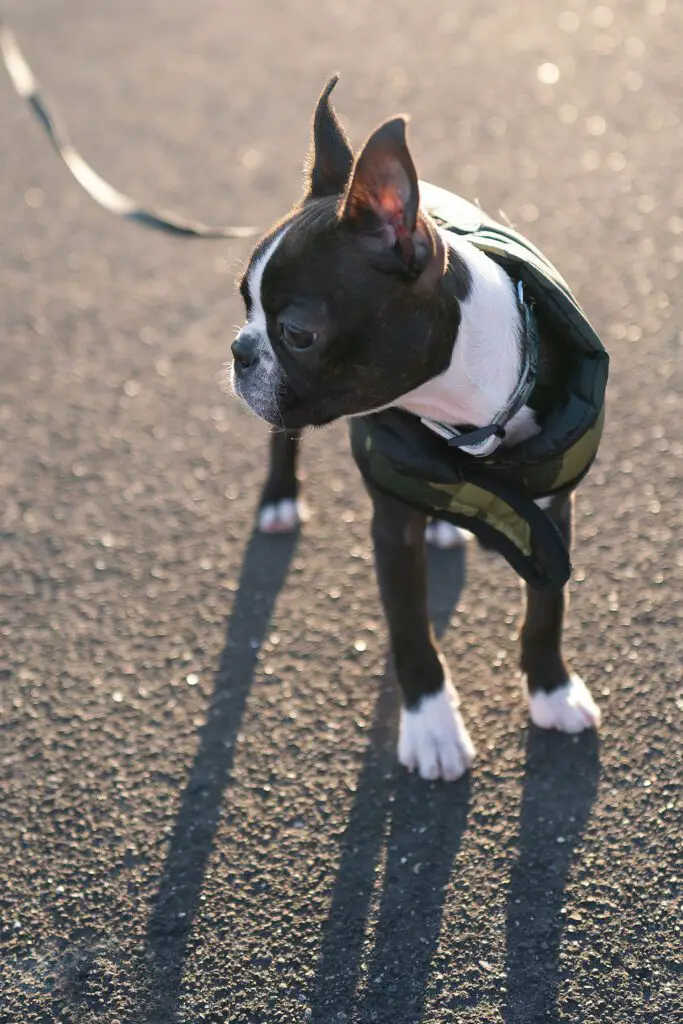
(231, 333, 259, 372)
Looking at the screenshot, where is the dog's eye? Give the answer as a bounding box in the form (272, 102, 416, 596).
(280, 323, 316, 350)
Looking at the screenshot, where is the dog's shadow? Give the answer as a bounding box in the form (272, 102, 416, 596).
(503, 728, 600, 1023)
(134, 527, 463, 1024)
(310, 542, 469, 1024)
(138, 524, 300, 1024)
(135, 525, 599, 1024)
(311, 542, 600, 1023)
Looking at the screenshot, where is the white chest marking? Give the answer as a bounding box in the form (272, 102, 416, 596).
(396, 229, 541, 449)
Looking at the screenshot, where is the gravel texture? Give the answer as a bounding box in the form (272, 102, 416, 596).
(1, 1, 681, 1022)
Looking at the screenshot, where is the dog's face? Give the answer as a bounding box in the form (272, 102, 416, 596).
(231, 77, 462, 429)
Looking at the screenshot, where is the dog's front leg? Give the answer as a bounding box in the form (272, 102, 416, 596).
(258, 429, 305, 533)
(521, 493, 601, 731)
(369, 486, 475, 781)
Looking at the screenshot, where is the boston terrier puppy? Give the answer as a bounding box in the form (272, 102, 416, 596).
(229, 78, 601, 781)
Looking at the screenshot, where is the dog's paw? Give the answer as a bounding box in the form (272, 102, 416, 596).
(258, 498, 307, 534)
(528, 673, 601, 733)
(425, 519, 470, 550)
(398, 683, 476, 781)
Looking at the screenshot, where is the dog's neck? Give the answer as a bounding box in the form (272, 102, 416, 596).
(394, 228, 540, 446)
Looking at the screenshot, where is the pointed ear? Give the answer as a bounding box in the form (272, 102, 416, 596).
(341, 117, 433, 278)
(305, 75, 354, 198)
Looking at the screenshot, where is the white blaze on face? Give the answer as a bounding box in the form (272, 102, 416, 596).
(244, 230, 288, 355)
(230, 227, 289, 421)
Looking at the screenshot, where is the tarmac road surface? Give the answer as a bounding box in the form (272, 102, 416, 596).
(1, 1, 681, 1022)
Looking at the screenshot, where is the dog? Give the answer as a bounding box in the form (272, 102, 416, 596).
(229, 77, 602, 781)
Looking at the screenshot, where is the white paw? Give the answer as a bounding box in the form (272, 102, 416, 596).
(398, 682, 476, 781)
(258, 498, 306, 534)
(425, 520, 470, 550)
(528, 673, 602, 733)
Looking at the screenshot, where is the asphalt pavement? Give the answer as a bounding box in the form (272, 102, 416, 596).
(1, 1, 681, 1022)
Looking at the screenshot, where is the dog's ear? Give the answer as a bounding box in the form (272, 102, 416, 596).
(306, 75, 354, 198)
(341, 116, 434, 278)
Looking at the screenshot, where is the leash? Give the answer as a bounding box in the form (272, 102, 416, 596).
(0, 17, 258, 239)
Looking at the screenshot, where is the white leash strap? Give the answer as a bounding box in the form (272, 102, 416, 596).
(0, 18, 258, 239)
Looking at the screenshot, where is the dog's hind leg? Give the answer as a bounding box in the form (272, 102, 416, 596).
(521, 493, 601, 732)
(258, 429, 307, 533)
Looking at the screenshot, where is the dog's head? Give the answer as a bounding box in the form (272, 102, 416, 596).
(230, 77, 464, 429)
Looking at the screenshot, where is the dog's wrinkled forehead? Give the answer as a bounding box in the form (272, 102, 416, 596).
(240, 197, 357, 322)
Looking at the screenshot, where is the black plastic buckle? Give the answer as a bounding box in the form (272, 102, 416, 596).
(447, 423, 506, 449)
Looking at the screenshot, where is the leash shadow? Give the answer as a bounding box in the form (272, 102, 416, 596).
(503, 727, 600, 1024)
(138, 524, 299, 1024)
(310, 542, 468, 1024)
